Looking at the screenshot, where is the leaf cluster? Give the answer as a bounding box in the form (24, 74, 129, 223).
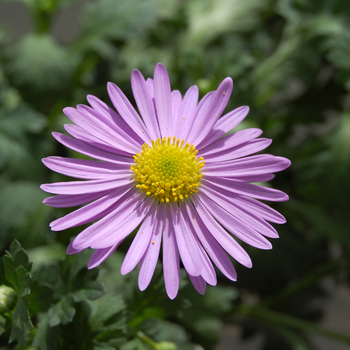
(0, 0, 350, 349)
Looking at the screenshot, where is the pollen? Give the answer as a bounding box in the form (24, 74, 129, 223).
(131, 137, 205, 203)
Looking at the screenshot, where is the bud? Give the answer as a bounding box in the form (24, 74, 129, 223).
(155, 341, 177, 350)
(0, 285, 17, 314)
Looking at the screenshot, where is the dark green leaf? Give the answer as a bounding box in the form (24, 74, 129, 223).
(0, 315, 6, 336)
(32, 313, 60, 350)
(47, 296, 76, 327)
(9, 297, 33, 345)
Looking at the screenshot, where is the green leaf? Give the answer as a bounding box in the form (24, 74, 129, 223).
(0, 104, 47, 138)
(3, 241, 32, 296)
(89, 293, 126, 328)
(3, 241, 34, 345)
(9, 298, 33, 345)
(186, 0, 270, 45)
(5, 33, 72, 96)
(71, 279, 105, 302)
(74, 0, 158, 53)
(0, 315, 6, 336)
(121, 338, 149, 350)
(32, 313, 60, 350)
(47, 296, 76, 327)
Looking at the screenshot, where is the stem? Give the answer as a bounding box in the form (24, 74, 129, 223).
(261, 259, 342, 307)
(237, 304, 350, 344)
(137, 331, 159, 349)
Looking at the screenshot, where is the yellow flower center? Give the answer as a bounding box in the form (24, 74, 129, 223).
(131, 137, 205, 203)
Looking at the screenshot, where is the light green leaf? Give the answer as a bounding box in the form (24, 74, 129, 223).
(73, 0, 158, 53)
(186, 0, 271, 45)
(6, 33, 72, 94)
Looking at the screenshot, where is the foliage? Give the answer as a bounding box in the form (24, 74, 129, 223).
(0, 0, 350, 349)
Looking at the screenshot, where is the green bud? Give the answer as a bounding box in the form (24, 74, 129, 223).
(155, 341, 177, 350)
(0, 285, 17, 314)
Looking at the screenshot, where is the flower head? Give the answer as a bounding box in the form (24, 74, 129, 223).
(41, 63, 290, 299)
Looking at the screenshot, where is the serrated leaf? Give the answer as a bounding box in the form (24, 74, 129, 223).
(3, 241, 34, 345)
(4, 241, 32, 296)
(47, 297, 76, 327)
(9, 297, 33, 345)
(0, 315, 6, 336)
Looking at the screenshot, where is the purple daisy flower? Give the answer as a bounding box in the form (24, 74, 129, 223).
(41, 63, 290, 299)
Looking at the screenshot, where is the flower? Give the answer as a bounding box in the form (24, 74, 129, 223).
(41, 63, 290, 299)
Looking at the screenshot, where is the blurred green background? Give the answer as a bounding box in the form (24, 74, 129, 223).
(0, 0, 350, 349)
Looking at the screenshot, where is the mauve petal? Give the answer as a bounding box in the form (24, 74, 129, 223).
(52, 132, 134, 165)
(175, 85, 199, 141)
(154, 63, 172, 138)
(64, 124, 130, 156)
(145, 78, 154, 99)
(198, 191, 273, 249)
(43, 190, 111, 208)
(86, 94, 144, 145)
(77, 104, 142, 150)
(190, 77, 233, 146)
(186, 91, 213, 145)
(121, 201, 158, 275)
(107, 82, 151, 144)
(70, 188, 144, 249)
(66, 242, 84, 255)
(41, 176, 133, 195)
(63, 107, 138, 155)
(202, 178, 289, 202)
(196, 106, 250, 150)
(178, 203, 216, 285)
(89, 197, 153, 249)
(88, 244, 120, 269)
(197, 246, 217, 286)
(138, 205, 164, 291)
(49, 184, 134, 231)
(184, 201, 237, 281)
(171, 90, 182, 135)
(189, 275, 206, 295)
(203, 139, 272, 163)
(192, 195, 252, 268)
(233, 196, 287, 224)
(131, 69, 161, 140)
(42, 156, 131, 180)
(199, 128, 262, 157)
(204, 155, 291, 177)
(170, 202, 202, 277)
(227, 174, 275, 183)
(200, 185, 279, 239)
(163, 205, 180, 300)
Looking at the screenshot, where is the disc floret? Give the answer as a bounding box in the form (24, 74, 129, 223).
(131, 137, 205, 203)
